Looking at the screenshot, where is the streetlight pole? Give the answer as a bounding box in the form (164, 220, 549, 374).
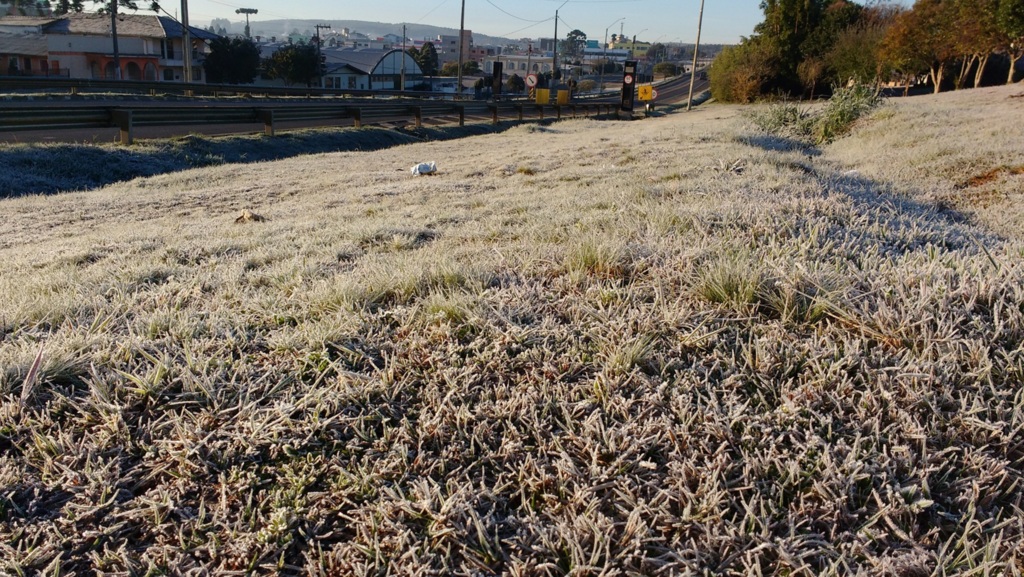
(600, 17, 624, 94)
(552, 0, 569, 88)
(235, 8, 257, 39)
(687, 0, 705, 110)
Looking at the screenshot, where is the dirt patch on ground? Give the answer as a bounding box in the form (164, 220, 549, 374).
(960, 164, 1024, 188)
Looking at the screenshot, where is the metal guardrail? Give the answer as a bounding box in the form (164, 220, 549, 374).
(0, 99, 619, 144)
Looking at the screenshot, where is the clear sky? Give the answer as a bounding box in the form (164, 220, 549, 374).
(180, 0, 766, 45)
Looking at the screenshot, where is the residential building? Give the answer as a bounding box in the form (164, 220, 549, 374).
(0, 13, 218, 81)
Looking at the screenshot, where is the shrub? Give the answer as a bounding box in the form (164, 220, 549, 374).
(748, 84, 882, 144)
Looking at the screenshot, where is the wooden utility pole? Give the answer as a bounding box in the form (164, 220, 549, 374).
(315, 23, 330, 88)
(110, 1, 121, 79)
(401, 24, 406, 91)
(181, 0, 192, 83)
(687, 0, 705, 111)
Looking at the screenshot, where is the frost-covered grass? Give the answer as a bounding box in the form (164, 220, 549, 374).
(1, 85, 1023, 575)
(0, 123, 524, 198)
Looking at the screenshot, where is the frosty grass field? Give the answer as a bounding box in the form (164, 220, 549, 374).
(1, 84, 1023, 574)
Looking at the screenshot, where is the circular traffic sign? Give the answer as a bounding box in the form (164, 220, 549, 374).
(651, 88, 659, 99)
(624, 74, 634, 85)
(525, 74, 538, 88)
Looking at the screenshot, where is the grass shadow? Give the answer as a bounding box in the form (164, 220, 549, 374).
(0, 122, 529, 198)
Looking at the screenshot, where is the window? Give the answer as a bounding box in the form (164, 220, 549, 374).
(164, 68, 174, 81)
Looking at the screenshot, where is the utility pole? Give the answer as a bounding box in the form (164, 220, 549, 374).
(315, 23, 330, 88)
(110, 1, 120, 79)
(551, 0, 569, 87)
(457, 0, 465, 100)
(401, 24, 406, 91)
(181, 0, 191, 83)
(235, 7, 257, 39)
(687, 0, 705, 111)
(600, 17, 624, 94)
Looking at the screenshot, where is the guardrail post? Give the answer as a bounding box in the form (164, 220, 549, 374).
(351, 108, 362, 128)
(516, 104, 523, 122)
(411, 106, 423, 128)
(457, 105, 465, 127)
(556, 106, 562, 120)
(257, 109, 275, 136)
(488, 104, 498, 125)
(112, 109, 133, 145)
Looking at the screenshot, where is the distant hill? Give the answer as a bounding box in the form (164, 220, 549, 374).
(212, 18, 515, 47)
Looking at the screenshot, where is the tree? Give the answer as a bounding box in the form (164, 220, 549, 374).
(0, 0, 48, 15)
(950, 0, 1001, 88)
(414, 42, 439, 76)
(440, 60, 479, 76)
(709, 38, 778, 102)
(204, 37, 260, 84)
(754, 0, 828, 91)
(563, 29, 587, 59)
(996, 0, 1024, 82)
(825, 3, 900, 87)
(506, 73, 525, 93)
(797, 57, 825, 98)
(881, 0, 958, 93)
(647, 42, 668, 62)
(265, 42, 319, 86)
(653, 61, 679, 77)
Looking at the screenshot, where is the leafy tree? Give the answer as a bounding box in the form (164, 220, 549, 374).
(824, 4, 900, 87)
(709, 39, 777, 102)
(881, 0, 958, 93)
(413, 42, 439, 76)
(593, 58, 618, 74)
(996, 0, 1024, 82)
(0, 0, 48, 15)
(563, 29, 587, 59)
(265, 42, 319, 86)
(950, 0, 1001, 88)
(440, 60, 479, 76)
(653, 61, 679, 77)
(754, 0, 828, 91)
(647, 42, 668, 62)
(204, 37, 260, 84)
(506, 73, 525, 93)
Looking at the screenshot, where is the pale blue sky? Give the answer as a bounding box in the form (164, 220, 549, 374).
(181, 0, 766, 45)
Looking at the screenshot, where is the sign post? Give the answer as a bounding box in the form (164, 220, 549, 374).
(620, 60, 637, 112)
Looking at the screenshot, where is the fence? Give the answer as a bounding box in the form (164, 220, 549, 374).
(0, 99, 619, 144)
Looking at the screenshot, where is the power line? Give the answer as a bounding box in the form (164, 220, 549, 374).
(485, 0, 548, 23)
(500, 17, 553, 39)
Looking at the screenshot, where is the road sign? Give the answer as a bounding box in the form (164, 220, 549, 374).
(652, 88, 659, 99)
(638, 85, 653, 101)
(620, 60, 638, 112)
(525, 74, 538, 88)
